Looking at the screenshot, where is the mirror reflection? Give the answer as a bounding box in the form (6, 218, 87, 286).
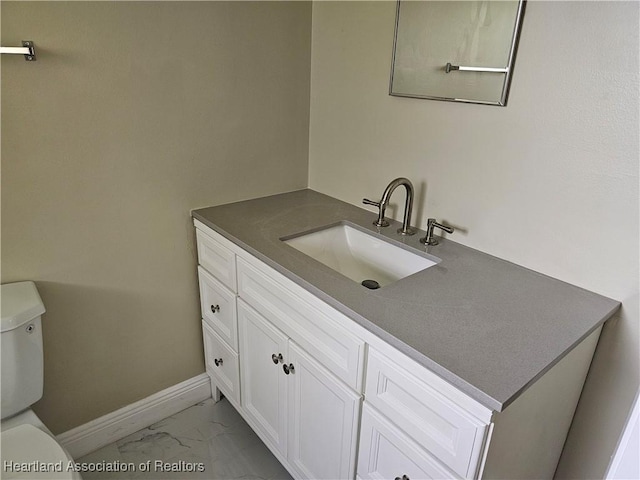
(390, 0, 525, 106)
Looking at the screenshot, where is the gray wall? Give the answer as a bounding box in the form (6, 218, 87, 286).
(308, 1, 638, 477)
(1, 1, 311, 434)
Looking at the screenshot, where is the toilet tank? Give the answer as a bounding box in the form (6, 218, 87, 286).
(1, 281, 45, 420)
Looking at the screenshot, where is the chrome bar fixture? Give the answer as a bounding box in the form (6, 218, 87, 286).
(445, 62, 507, 74)
(0, 41, 36, 61)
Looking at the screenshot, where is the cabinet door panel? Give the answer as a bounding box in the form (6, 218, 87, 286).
(238, 300, 288, 456)
(358, 405, 457, 480)
(287, 342, 361, 480)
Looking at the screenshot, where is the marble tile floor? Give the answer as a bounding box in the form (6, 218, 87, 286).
(76, 398, 292, 480)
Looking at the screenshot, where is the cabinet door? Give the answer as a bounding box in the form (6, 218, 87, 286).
(238, 300, 288, 456)
(358, 406, 456, 480)
(287, 342, 361, 480)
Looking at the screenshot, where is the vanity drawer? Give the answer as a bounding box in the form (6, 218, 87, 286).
(203, 321, 240, 406)
(198, 266, 238, 351)
(196, 226, 237, 292)
(357, 405, 456, 480)
(365, 348, 488, 479)
(237, 256, 365, 392)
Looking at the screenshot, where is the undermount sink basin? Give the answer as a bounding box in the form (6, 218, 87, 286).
(282, 223, 439, 288)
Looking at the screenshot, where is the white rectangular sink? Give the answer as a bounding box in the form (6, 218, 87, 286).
(282, 223, 439, 288)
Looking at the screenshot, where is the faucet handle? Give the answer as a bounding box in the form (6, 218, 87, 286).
(362, 198, 389, 227)
(420, 218, 454, 246)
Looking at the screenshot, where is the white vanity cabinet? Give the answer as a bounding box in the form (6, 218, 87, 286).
(239, 300, 361, 479)
(236, 255, 364, 479)
(194, 220, 364, 479)
(193, 218, 595, 480)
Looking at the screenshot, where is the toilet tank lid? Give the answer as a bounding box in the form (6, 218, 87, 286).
(1, 281, 46, 332)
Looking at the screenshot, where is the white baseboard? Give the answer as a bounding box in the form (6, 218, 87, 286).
(57, 374, 211, 459)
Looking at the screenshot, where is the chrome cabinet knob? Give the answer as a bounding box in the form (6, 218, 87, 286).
(214, 358, 223, 367)
(211, 304, 220, 314)
(283, 363, 295, 375)
(394, 476, 409, 480)
(271, 353, 283, 364)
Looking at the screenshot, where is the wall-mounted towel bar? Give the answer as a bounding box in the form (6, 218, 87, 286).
(0, 41, 36, 61)
(445, 62, 507, 74)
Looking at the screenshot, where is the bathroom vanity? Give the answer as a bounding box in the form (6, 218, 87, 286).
(191, 189, 619, 480)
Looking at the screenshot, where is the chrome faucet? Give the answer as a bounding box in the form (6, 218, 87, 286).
(363, 177, 416, 235)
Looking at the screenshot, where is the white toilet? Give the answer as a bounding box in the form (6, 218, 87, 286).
(1, 281, 81, 479)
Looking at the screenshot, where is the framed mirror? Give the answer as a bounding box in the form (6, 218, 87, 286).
(390, 0, 526, 106)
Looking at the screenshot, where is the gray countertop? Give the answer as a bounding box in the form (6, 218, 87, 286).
(192, 189, 620, 412)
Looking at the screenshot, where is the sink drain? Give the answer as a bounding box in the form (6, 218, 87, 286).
(361, 279, 380, 290)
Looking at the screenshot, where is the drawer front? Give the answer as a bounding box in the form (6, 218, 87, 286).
(237, 257, 364, 392)
(357, 405, 456, 480)
(198, 266, 238, 351)
(203, 322, 240, 405)
(365, 349, 488, 478)
(196, 227, 237, 292)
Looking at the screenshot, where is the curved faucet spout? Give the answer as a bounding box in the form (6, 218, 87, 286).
(381, 177, 415, 235)
(363, 177, 416, 235)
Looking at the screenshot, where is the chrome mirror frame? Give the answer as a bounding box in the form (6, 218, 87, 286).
(389, 0, 527, 106)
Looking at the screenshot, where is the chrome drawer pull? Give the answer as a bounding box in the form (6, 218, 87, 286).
(214, 358, 223, 367)
(210, 304, 220, 313)
(445, 62, 507, 74)
(271, 353, 283, 364)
